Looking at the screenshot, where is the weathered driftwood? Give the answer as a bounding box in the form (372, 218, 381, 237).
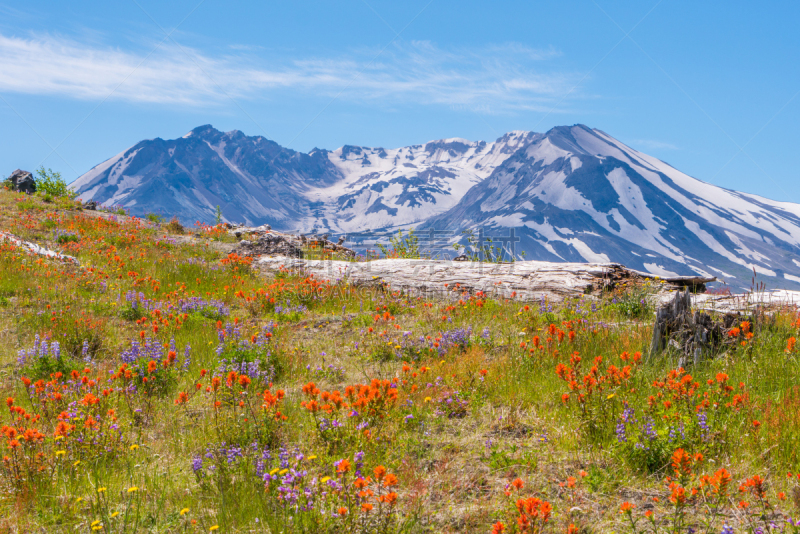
(649, 288, 747, 364)
(0, 231, 79, 265)
(676, 290, 800, 314)
(255, 257, 714, 302)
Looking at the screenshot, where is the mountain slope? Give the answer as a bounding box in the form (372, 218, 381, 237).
(72, 124, 800, 289)
(72, 125, 533, 231)
(421, 125, 800, 289)
(297, 131, 539, 233)
(71, 125, 341, 226)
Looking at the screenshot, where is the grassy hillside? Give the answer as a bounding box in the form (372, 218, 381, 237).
(0, 187, 799, 533)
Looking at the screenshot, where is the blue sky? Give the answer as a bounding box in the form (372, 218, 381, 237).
(0, 0, 798, 203)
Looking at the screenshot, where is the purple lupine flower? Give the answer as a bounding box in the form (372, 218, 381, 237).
(182, 344, 191, 371)
(192, 456, 203, 473)
(697, 411, 709, 439)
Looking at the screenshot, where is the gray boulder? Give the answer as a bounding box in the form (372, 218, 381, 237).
(7, 169, 36, 194)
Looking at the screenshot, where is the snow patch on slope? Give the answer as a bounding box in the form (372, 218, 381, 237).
(643, 263, 680, 277)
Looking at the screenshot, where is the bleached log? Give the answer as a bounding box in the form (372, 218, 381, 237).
(255, 256, 714, 302)
(0, 231, 79, 265)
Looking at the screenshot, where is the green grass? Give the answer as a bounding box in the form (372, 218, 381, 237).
(0, 188, 799, 533)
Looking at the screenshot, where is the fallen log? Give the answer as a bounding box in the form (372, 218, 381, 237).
(0, 231, 79, 265)
(255, 257, 715, 302)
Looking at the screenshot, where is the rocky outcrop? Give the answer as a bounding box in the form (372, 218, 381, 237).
(7, 169, 36, 194)
(232, 233, 305, 259)
(228, 225, 355, 259)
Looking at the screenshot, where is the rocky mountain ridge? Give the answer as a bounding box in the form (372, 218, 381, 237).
(71, 124, 800, 290)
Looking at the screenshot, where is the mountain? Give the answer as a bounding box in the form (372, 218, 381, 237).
(422, 125, 800, 289)
(72, 124, 800, 290)
(71, 125, 341, 227)
(71, 124, 534, 232)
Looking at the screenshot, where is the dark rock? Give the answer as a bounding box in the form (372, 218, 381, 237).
(231, 233, 304, 258)
(453, 254, 469, 262)
(337, 236, 346, 245)
(84, 200, 98, 211)
(7, 169, 36, 194)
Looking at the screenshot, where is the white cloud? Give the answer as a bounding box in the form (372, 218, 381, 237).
(0, 32, 579, 112)
(629, 138, 679, 151)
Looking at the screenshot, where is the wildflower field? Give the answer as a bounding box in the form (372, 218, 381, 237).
(1, 187, 800, 533)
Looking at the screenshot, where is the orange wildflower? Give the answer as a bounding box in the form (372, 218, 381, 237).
(373, 465, 387, 480)
(620, 502, 634, 513)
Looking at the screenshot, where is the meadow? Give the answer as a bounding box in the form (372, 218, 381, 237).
(0, 185, 799, 533)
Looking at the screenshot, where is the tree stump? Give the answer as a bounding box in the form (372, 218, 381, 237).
(650, 288, 742, 364)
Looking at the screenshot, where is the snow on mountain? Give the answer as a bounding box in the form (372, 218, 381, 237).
(421, 125, 800, 290)
(72, 125, 537, 233)
(72, 125, 341, 226)
(72, 123, 800, 290)
(298, 131, 539, 233)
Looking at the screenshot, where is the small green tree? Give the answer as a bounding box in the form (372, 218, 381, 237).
(35, 167, 75, 198)
(453, 229, 513, 263)
(378, 229, 420, 259)
(215, 205, 223, 224)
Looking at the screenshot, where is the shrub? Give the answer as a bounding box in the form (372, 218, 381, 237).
(606, 281, 655, 319)
(56, 233, 80, 245)
(378, 229, 420, 259)
(166, 217, 185, 234)
(35, 167, 75, 198)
